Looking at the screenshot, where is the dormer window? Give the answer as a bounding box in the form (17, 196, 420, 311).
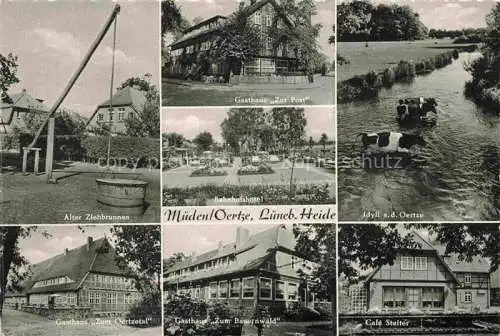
(401, 256, 413, 270)
(464, 273, 471, 284)
(415, 257, 427, 270)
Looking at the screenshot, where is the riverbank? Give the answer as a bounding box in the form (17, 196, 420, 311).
(338, 40, 478, 103)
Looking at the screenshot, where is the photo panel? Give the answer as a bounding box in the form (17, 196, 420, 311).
(338, 222, 500, 335)
(0, 225, 162, 335)
(161, 106, 336, 223)
(163, 223, 335, 335)
(0, 0, 161, 224)
(161, 0, 335, 106)
(336, 0, 500, 221)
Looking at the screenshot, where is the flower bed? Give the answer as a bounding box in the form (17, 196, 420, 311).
(190, 167, 227, 177)
(237, 164, 274, 175)
(163, 184, 335, 206)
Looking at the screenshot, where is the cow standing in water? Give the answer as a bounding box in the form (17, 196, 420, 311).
(359, 131, 426, 155)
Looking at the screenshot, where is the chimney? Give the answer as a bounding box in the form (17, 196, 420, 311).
(22, 88, 26, 93)
(64, 248, 69, 256)
(86, 237, 93, 250)
(191, 251, 197, 261)
(236, 227, 250, 248)
(218, 241, 223, 254)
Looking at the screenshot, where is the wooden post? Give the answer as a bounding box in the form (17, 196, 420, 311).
(45, 117, 55, 183)
(34, 149, 40, 174)
(22, 147, 28, 174)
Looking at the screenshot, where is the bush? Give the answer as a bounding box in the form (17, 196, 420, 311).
(395, 60, 416, 79)
(81, 135, 160, 168)
(237, 164, 274, 175)
(381, 68, 396, 87)
(190, 167, 227, 177)
(126, 291, 161, 327)
(163, 183, 335, 206)
(164, 294, 243, 336)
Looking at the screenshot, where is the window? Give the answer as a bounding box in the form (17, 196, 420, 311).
(254, 12, 261, 25)
(219, 281, 228, 299)
(287, 282, 298, 301)
(118, 112, 124, 121)
(464, 273, 471, 284)
(464, 292, 472, 303)
(291, 256, 297, 270)
(415, 257, 427, 270)
(194, 286, 200, 299)
(422, 287, 444, 308)
(89, 291, 100, 304)
(266, 15, 272, 27)
(118, 107, 125, 111)
(209, 282, 218, 299)
(243, 277, 255, 299)
(230, 279, 240, 298)
(275, 281, 285, 300)
(401, 256, 414, 270)
(265, 37, 272, 51)
(107, 293, 112, 304)
(383, 287, 405, 308)
(109, 112, 113, 121)
(260, 278, 272, 299)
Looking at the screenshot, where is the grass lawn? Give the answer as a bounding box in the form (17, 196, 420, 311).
(1, 160, 161, 224)
(2, 309, 161, 336)
(162, 76, 334, 106)
(338, 39, 474, 81)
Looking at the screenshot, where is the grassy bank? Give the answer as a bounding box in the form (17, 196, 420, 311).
(338, 40, 477, 103)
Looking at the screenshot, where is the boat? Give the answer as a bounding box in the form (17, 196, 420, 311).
(396, 97, 438, 126)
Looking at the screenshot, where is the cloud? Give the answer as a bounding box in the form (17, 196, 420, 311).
(166, 114, 219, 140)
(29, 27, 134, 67)
(31, 27, 82, 59)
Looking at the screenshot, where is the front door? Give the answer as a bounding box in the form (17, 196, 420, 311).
(406, 288, 420, 309)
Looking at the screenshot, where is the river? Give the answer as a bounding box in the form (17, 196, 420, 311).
(338, 52, 500, 221)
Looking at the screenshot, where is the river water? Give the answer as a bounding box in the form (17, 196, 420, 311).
(338, 52, 500, 221)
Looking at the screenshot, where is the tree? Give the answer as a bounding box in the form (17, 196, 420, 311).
(0, 53, 20, 102)
(221, 108, 265, 154)
(270, 0, 322, 74)
(337, 1, 373, 42)
(124, 77, 160, 138)
(193, 131, 214, 151)
(271, 107, 306, 191)
(339, 223, 500, 283)
(161, 0, 183, 36)
(164, 132, 185, 148)
(212, 8, 262, 80)
(293, 224, 336, 331)
(111, 226, 162, 292)
(308, 136, 314, 149)
(163, 252, 187, 272)
(0, 227, 50, 315)
(319, 133, 328, 151)
(119, 75, 153, 92)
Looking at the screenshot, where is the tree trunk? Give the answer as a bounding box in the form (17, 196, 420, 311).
(289, 146, 296, 194)
(0, 227, 21, 315)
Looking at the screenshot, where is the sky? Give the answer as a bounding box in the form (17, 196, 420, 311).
(0, 0, 160, 118)
(163, 223, 293, 257)
(341, 0, 497, 30)
(168, 0, 335, 59)
(162, 106, 336, 142)
(16, 225, 115, 265)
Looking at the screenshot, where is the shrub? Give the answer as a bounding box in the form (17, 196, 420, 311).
(452, 49, 460, 59)
(190, 167, 227, 177)
(81, 135, 160, 168)
(423, 58, 436, 71)
(381, 68, 396, 87)
(163, 183, 335, 206)
(237, 164, 274, 175)
(395, 60, 416, 79)
(126, 291, 161, 327)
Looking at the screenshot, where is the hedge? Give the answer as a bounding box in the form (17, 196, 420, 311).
(81, 136, 160, 168)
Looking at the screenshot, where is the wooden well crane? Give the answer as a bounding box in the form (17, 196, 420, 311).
(22, 4, 121, 183)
